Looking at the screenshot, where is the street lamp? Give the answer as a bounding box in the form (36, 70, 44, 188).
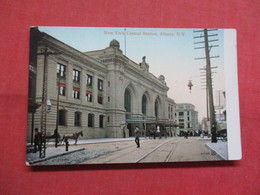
(188, 80, 193, 93)
(47, 96, 52, 112)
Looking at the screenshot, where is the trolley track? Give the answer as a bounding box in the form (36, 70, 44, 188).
(81, 137, 217, 164)
(83, 139, 179, 164)
(135, 139, 180, 163)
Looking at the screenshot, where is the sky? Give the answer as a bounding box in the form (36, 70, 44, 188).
(38, 27, 225, 121)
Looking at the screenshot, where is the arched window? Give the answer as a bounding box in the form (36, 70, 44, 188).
(88, 113, 94, 127)
(99, 115, 104, 128)
(155, 98, 159, 118)
(142, 95, 147, 116)
(74, 111, 81, 126)
(59, 109, 67, 126)
(124, 88, 131, 119)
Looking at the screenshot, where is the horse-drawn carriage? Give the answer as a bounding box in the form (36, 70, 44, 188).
(147, 127, 168, 139)
(60, 131, 83, 145)
(216, 129, 227, 142)
(44, 130, 83, 145)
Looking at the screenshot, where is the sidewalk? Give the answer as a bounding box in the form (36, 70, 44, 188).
(26, 137, 135, 165)
(205, 141, 228, 160)
(26, 147, 85, 165)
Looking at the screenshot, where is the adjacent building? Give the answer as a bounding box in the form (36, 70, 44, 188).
(27, 28, 177, 142)
(174, 103, 199, 135)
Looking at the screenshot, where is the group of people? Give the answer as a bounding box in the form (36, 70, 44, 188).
(184, 131, 189, 139)
(33, 128, 61, 153)
(134, 125, 165, 148)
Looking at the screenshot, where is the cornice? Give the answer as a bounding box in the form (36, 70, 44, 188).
(39, 33, 107, 74)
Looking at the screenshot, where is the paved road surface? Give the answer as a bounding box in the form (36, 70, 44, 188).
(80, 137, 221, 164)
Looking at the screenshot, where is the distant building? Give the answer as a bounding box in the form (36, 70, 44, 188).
(175, 103, 199, 135)
(27, 28, 176, 142)
(215, 90, 226, 121)
(201, 117, 209, 135)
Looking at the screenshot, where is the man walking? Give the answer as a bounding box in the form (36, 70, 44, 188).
(34, 128, 42, 153)
(134, 126, 140, 148)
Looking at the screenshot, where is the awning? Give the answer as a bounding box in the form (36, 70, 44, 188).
(125, 119, 176, 126)
(125, 119, 153, 123)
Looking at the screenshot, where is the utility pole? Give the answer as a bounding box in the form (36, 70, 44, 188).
(194, 29, 219, 142)
(37, 48, 60, 158)
(204, 29, 217, 142)
(55, 76, 61, 148)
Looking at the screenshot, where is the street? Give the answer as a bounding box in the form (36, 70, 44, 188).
(79, 137, 221, 164)
(28, 136, 222, 165)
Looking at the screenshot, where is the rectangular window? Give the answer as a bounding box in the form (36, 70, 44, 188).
(59, 86, 66, 96)
(98, 79, 103, 91)
(57, 63, 66, 78)
(57, 83, 66, 96)
(86, 91, 92, 102)
(73, 69, 80, 82)
(179, 112, 184, 116)
(86, 74, 93, 87)
(73, 87, 80, 99)
(179, 123, 184, 129)
(98, 94, 103, 104)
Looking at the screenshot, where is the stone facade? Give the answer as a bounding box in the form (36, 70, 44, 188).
(27, 30, 176, 142)
(174, 103, 199, 135)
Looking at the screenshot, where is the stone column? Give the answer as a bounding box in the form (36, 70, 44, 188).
(80, 69, 86, 104)
(66, 61, 73, 101)
(92, 72, 98, 106)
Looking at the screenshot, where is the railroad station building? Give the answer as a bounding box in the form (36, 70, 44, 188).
(27, 28, 176, 142)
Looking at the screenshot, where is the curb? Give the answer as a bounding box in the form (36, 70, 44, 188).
(205, 143, 227, 160)
(27, 148, 85, 165)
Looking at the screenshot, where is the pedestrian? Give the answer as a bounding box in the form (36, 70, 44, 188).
(185, 131, 188, 139)
(156, 125, 161, 139)
(34, 128, 42, 153)
(122, 124, 127, 138)
(134, 126, 140, 148)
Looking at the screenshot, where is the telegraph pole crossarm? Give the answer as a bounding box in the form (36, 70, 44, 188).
(193, 28, 219, 142)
